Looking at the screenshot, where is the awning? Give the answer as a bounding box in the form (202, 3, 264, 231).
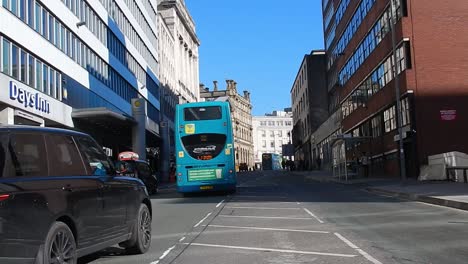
(72, 107, 135, 124)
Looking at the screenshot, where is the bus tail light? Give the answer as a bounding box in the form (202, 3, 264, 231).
(0, 194, 10, 202)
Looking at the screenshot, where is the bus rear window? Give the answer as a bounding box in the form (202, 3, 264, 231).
(181, 134, 226, 160)
(184, 106, 222, 121)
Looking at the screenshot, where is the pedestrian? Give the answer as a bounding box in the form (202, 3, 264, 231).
(281, 159, 286, 170)
(360, 152, 369, 178)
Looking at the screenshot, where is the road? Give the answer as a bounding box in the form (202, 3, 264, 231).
(80, 170, 468, 264)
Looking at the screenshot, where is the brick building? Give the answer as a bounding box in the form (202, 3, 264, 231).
(323, 0, 468, 177)
(291, 51, 328, 170)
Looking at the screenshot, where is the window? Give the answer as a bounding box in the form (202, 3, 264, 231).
(20, 50, 26, 82)
(11, 44, 18, 79)
(42, 65, 48, 94)
(11, 0, 17, 15)
(384, 106, 397, 132)
(19, 0, 25, 21)
(401, 98, 411, 126)
(49, 68, 55, 97)
(27, 0, 33, 27)
(260, 121, 267, 126)
(42, 9, 48, 38)
(75, 136, 114, 176)
(48, 15, 54, 43)
(371, 115, 382, 138)
(35, 60, 42, 91)
(45, 135, 86, 176)
(278, 131, 283, 137)
(270, 141, 275, 148)
(34, 3, 41, 34)
(2, 39, 10, 74)
(28, 54, 34, 86)
(7, 133, 48, 177)
(268, 121, 275, 126)
(270, 131, 275, 137)
(261, 130, 266, 137)
(279, 140, 283, 146)
(262, 140, 266, 148)
(184, 107, 222, 121)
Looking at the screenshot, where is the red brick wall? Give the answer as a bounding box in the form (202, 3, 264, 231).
(408, 0, 468, 164)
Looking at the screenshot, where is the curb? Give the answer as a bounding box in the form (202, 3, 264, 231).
(365, 187, 468, 211)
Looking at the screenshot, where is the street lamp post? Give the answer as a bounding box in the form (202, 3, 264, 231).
(390, 0, 406, 181)
(160, 94, 172, 182)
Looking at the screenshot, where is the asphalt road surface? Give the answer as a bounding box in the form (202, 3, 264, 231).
(80, 170, 468, 264)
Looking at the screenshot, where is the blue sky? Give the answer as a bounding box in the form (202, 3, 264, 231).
(185, 0, 324, 116)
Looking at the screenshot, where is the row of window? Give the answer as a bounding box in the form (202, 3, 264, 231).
(260, 140, 286, 149)
(325, 23, 336, 50)
(98, 0, 158, 73)
(259, 121, 293, 127)
(260, 130, 289, 137)
(349, 97, 410, 140)
(341, 44, 407, 118)
(122, 0, 157, 48)
(1, 36, 62, 101)
(331, 0, 376, 63)
(338, 2, 402, 86)
(2, 0, 148, 104)
(323, 3, 334, 30)
(59, 0, 159, 99)
(335, 0, 351, 27)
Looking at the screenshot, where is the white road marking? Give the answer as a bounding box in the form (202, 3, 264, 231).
(216, 199, 225, 208)
(234, 195, 288, 199)
(303, 208, 325, 224)
(182, 242, 357, 257)
(219, 215, 312, 220)
(225, 206, 301, 210)
(150, 245, 176, 264)
(178, 236, 186, 242)
(334, 233, 383, 264)
(230, 201, 297, 204)
(334, 233, 358, 249)
(297, 202, 301, 205)
(193, 212, 212, 228)
(208, 224, 330, 233)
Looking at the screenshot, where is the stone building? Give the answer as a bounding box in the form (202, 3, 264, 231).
(200, 80, 254, 170)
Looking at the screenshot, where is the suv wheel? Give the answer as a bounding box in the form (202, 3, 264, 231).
(43, 222, 77, 264)
(120, 203, 152, 254)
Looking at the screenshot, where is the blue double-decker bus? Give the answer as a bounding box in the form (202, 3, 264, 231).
(262, 153, 282, 170)
(175, 101, 237, 193)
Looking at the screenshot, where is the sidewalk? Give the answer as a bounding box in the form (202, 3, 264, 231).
(292, 170, 468, 212)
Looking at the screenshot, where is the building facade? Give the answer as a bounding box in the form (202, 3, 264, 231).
(158, 0, 200, 104)
(252, 110, 293, 167)
(322, 0, 468, 178)
(0, 0, 161, 161)
(290, 51, 328, 170)
(200, 80, 254, 170)
(157, 0, 200, 180)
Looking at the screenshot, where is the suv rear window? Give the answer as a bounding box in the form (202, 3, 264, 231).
(7, 133, 48, 177)
(184, 106, 222, 121)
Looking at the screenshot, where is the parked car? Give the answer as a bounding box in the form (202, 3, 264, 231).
(115, 159, 159, 194)
(0, 125, 152, 264)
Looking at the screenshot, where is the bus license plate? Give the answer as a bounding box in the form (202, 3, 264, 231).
(200, 186, 213, 190)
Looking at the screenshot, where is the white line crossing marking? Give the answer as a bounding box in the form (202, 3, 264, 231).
(334, 233, 383, 264)
(181, 242, 358, 257)
(216, 199, 225, 208)
(230, 201, 298, 204)
(178, 236, 186, 242)
(193, 212, 212, 228)
(297, 202, 301, 205)
(225, 206, 301, 210)
(303, 208, 325, 223)
(219, 215, 312, 220)
(208, 224, 330, 233)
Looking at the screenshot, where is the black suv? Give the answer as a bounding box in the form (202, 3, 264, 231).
(116, 160, 159, 194)
(0, 126, 152, 264)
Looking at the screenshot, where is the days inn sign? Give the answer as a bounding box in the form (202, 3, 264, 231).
(10, 81, 51, 114)
(0, 75, 73, 127)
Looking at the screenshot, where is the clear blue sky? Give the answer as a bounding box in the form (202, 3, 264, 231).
(185, 0, 324, 116)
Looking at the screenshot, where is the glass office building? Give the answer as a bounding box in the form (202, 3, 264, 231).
(0, 0, 160, 160)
